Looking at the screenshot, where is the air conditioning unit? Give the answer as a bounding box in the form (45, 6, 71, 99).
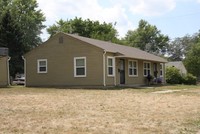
(0, 47, 8, 56)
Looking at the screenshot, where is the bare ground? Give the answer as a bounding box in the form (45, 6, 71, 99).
(0, 86, 200, 134)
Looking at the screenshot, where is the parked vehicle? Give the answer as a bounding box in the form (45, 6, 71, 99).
(12, 74, 25, 85)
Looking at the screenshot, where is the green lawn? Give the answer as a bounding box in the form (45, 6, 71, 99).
(0, 85, 200, 134)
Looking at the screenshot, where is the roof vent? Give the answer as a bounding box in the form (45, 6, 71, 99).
(0, 47, 8, 56)
(59, 36, 63, 44)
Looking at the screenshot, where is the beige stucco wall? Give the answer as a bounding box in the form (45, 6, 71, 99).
(25, 33, 104, 87)
(0, 56, 9, 87)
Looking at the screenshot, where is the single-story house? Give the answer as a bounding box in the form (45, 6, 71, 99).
(23, 32, 167, 87)
(0, 48, 10, 87)
(166, 61, 187, 75)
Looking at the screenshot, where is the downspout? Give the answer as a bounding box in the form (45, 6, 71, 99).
(7, 57, 11, 86)
(103, 50, 106, 86)
(22, 56, 26, 87)
(114, 56, 117, 86)
(163, 63, 166, 84)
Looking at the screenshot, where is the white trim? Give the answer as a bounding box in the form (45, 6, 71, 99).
(107, 56, 115, 77)
(114, 57, 116, 86)
(163, 63, 166, 84)
(74, 57, 86, 77)
(143, 61, 151, 77)
(128, 60, 138, 77)
(103, 51, 106, 86)
(37, 59, 47, 73)
(7, 57, 11, 86)
(22, 56, 26, 87)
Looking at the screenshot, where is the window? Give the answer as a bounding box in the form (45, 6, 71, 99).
(107, 57, 115, 76)
(74, 57, 86, 77)
(160, 63, 163, 77)
(37, 59, 47, 73)
(143, 62, 151, 76)
(128, 60, 138, 77)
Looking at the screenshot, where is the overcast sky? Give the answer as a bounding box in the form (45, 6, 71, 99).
(37, 0, 200, 40)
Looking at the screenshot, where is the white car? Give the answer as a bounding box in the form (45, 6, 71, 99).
(12, 77, 25, 85)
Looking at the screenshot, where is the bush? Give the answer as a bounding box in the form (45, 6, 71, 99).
(166, 67, 182, 84)
(166, 67, 197, 85)
(182, 73, 197, 85)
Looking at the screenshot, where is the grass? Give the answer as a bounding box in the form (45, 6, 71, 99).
(0, 85, 200, 133)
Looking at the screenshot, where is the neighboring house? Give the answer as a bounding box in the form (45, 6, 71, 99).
(166, 61, 187, 75)
(23, 32, 167, 87)
(0, 48, 10, 87)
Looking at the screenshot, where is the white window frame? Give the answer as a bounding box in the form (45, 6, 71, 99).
(74, 57, 86, 77)
(143, 61, 151, 77)
(160, 63, 163, 77)
(37, 59, 47, 73)
(128, 60, 138, 77)
(107, 56, 115, 77)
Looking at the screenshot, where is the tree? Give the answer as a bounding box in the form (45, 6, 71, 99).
(10, 0, 46, 50)
(1, 0, 46, 51)
(124, 19, 169, 55)
(184, 42, 200, 78)
(0, 10, 24, 77)
(0, 0, 45, 77)
(0, 0, 11, 20)
(167, 35, 196, 61)
(193, 30, 200, 43)
(47, 17, 118, 42)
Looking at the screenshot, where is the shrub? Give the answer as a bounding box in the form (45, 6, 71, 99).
(182, 73, 197, 85)
(166, 66, 197, 85)
(166, 67, 182, 84)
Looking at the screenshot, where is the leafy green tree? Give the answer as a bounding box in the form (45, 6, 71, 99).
(10, 0, 46, 50)
(0, 0, 11, 19)
(0, 0, 45, 77)
(1, 0, 45, 51)
(184, 42, 200, 77)
(47, 17, 118, 42)
(0, 10, 24, 77)
(124, 19, 169, 55)
(193, 30, 200, 43)
(167, 35, 196, 61)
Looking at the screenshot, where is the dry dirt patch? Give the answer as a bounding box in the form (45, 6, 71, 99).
(0, 87, 200, 133)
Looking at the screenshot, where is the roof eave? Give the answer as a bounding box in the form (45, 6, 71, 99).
(115, 55, 168, 63)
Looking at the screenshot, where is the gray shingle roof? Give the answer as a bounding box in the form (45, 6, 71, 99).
(166, 61, 182, 67)
(67, 33, 167, 63)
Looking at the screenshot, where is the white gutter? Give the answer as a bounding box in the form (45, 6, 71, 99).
(22, 56, 26, 87)
(103, 50, 106, 86)
(7, 57, 11, 86)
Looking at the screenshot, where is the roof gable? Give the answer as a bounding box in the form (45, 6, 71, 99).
(24, 32, 167, 63)
(166, 61, 184, 68)
(166, 61, 187, 74)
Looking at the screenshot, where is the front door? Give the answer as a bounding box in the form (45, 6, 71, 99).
(120, 59, 125, 84)
(153, 63, 158, 78)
